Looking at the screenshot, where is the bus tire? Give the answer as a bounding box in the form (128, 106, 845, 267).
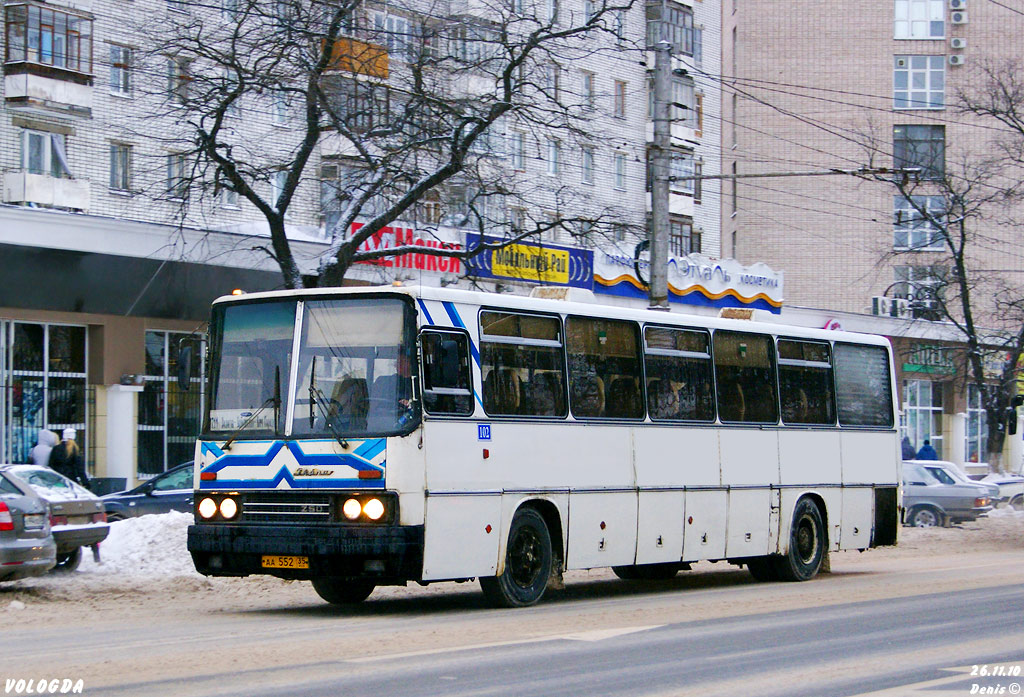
(310, 577, 376, 605)
(480, 508, 552, 608)
(746, 556, 779, 582)
(612, 563, 681, 581)
(775, 498, 825, 582)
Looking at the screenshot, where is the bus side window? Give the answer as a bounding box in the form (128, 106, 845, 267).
(566, 316, 643, 419)
(777, 339, 835, 425)
(643, 326, 715, 422)
(834, 344, 894, 428)
(480, 311, 567, 418)
(421, 330, 473, 416)
(713, 331, 778, 424)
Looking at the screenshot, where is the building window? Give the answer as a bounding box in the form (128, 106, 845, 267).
(693, 159, 702, 203)
(583, 0, 596, 22)
(21, 130, 70, 178)
(139, 331, 205, 476)
(222, 0, 238, 20)
(894, 195, 945, 250)
(647, 1, 697, 56)
(668, 217, 700, 256)
(581, 146, 594, 184)
(965, 384, 988, 465)
(109, 143, 131, 191)
(270, 170, 288, 210)
(371, 11, 410, 62)
(614, 152, 626, 190)
(272, 93, 289, 125)
(894, 55, 944, 110)
(109, 45, 131, 95)
(166, 153, 187, 198)
(167, 57, 191, 103)
(894, 265, 945, 319)
(894, 0, 944, 39)
(329, 79, 389, 134)
(894, 124, 944, 179)
(219, 185, 239, 208)
(614, 9, 625, 43)
(546, 0, 558, 24)
(545, 63, 560, 102)
(2, 321, 89, 465)
(508, 206, 526, 234)
(903, 379, 943, 459)
(509, 131, 524, 170)
(581, 71, 595, 110)
(670, 150, 695, 194)
(546, 139, 560, 175)
(3, 3, 93, 73)
(614, 80, 626, 118)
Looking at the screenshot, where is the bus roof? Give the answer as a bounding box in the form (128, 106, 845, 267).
(212, 285, 890, 348)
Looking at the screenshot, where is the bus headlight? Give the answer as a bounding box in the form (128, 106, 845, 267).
(219, 497, 239, 519)
(198, 498, 218, 519)
(343, 498, 362, 520)
(363, 498, 385, 521)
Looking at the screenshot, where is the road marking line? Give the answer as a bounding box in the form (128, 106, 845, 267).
(349, 625, 664, 663)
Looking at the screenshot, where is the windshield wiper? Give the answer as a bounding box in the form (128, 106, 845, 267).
(309, 357, 349, 449)
(223, 365, 281, 450)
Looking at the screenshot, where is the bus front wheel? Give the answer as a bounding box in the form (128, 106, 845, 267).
(311, 577, 376, 605)
(775, 498, 826, 582)
(480, 508, 553, 608)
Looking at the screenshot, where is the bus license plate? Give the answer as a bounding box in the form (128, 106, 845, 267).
(261, 555, 309, 569)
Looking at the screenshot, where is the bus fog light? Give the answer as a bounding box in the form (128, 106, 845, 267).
(363, 498, 385, 521)
(343, 498, 362, 520)
(198, 498, 218, 519)
(220, 497, 239, 519)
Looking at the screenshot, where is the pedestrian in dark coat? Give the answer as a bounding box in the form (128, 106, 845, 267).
(916, 439, 939, 461)
(901, 436, 917, 460)
(49, 428, 91, 489)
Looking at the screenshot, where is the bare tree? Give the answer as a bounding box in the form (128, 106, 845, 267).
(129, 0, 639, 289)
(865, 60, 1024, 470)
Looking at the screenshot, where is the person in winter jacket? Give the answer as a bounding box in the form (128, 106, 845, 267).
(29, 429, 59, 466)
(901, 436, 917, 460)
(49, 428, 91, 489)
(916, 439, 939, 461)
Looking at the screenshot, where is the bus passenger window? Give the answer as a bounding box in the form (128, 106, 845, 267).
(834, 344, 894, 427)
(713, 331, 778, 424)
(777, 339, 835, 425)
(643, 326, 714, 422)
(566, 317, 643, 419)
(420, 330, 473, 416)
(480, 311, 567, 417)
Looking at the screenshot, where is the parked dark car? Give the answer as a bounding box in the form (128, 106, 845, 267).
(101, 463, 194, 521)
(0, 470, 56, 581)
(2, 465, 108, 572)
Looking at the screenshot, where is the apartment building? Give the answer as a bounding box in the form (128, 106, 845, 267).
(1, 0, 724, 482)
(724, 0, 1024, 469)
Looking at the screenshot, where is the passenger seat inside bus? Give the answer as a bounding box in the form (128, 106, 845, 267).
(605, 377, 642, 418)
(483, 368, 522, 414)
(647, 378, 680, 419)
(527, 371, 564, 416)
(571, 373, 605, 417)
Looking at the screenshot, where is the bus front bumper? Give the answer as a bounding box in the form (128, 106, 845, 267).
(187, 523, 424, 583)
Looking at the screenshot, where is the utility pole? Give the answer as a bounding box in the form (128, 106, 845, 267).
(648, 40, 672, 311)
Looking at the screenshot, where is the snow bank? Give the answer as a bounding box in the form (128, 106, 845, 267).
(80, 511, 198, 577)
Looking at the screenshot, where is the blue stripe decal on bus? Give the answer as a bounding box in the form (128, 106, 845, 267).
(442, 302, 481, 368)
(202, 440, 385, 474)
(417, 298, 436, 326)
(441, 301, 485, 410)
(200, 468, 385, 490)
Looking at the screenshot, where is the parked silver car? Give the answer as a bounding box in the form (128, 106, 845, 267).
(0, 470, 56, 581)
(2, 465, 109, 572)
(901, 462, 993, 527)
(913, 460, 1003, 504)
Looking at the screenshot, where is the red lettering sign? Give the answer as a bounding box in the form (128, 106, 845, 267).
(349, 222, 461, 273)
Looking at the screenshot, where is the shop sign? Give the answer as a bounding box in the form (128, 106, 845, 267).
(593, 250, 783, 314)
(349, 222, 463, 274)
(902, 343, 955, 375)
(464, 233, 593, 289)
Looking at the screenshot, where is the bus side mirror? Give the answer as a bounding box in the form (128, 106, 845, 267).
(177, 344, 193, 392)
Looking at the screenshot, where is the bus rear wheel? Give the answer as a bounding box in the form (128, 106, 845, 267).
(311, 577, 376, 605)
(480, 508, 552, 608)
(775, 498, 825, 582)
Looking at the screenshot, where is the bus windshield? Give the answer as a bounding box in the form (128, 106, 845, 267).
(206, 295, 417, 439)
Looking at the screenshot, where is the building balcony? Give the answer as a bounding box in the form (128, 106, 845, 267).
(4, 70, 93, 116)
(3, 172, 91, 211)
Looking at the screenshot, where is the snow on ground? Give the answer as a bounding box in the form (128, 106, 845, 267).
(78, 511, 197, 577)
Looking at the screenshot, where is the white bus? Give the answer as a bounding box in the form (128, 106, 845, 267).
(187, 286, 900, 607)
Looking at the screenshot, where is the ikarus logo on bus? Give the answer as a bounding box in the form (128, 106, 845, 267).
(195, 439, 386, 489)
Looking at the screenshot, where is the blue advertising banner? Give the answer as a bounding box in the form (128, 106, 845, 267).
(464, 233, 593, 289)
